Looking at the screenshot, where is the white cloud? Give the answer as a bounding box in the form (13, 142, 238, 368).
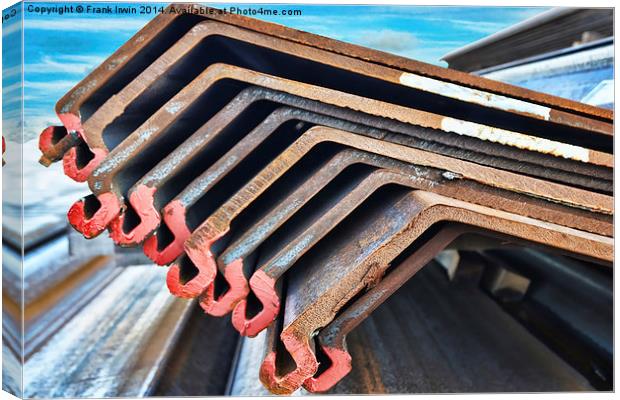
(446, 19, 509, 34)
(2, 82, 21, 97)
(26, 55, 104, 75)
(361, 29, 418, 52)
(3, 65, 21, 78)
(24, 80, 76, 91)
(2, 20, 21, 37)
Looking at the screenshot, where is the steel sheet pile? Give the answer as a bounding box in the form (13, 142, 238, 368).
(38, 4, 613, 394)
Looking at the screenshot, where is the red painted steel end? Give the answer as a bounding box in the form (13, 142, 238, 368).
(38, 125, 62, 153)
(259, 332, 319, 395)
(109, 185, 159, 245)
(199, 258, 250, 317)
(57, 112, 83, 136)
(62, 146, 107, 182)
(67, 192, 121, 239)
(303, 346, 352, 392)
(232, 270, 279, 337)
(166, 231, 225, 298)
(142, 200, 190, 265)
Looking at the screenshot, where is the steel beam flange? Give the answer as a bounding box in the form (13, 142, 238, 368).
(49, 4, 613, 133)
(143, 91, 612, 265)
(67, 61, 612, 240)
(42, 14, 612, 181)
(168, 125, 610, 315)
(259, 190, 612, 394)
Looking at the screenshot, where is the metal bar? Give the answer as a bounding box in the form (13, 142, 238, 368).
(67, 64, 611, 240)
(169, 125, 610, 304)
(142, 92, 612, 263)
(123, 88, 610, 247)
(305, 226, 465, 392)
(234, 178, 611, 338)
(257, 189, 611, 394)
(42, 16, 612, 182)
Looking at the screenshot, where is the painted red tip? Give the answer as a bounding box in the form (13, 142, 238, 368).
(62, 146, 107, 182)
(259, 332, 319, 395)
(199, 258, 250, 317)
(142, 200, 190, 265)
(38, 126, 62, 155)
(108, 185, 159, 246)
(303, 346, 352, 393)
(259, 352, 282, 393)
(57, 112, 83, 137)
(232, 270, 279, 337)
(165, 232, 225, 298)
(67, 192, 121, 239)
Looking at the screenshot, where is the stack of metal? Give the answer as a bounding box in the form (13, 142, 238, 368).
(38, 4, 613, 394)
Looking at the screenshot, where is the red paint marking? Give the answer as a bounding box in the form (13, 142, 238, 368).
(166, 231, 226, 298)
(38, 126, 60, 154)
(258, 352, 279, 392)
(142, 200, 190, 265)
(199, 258, 250, 317)
(109, 185, 159, 245)
(303, 346, 352, 392)
(57, 112, 83, 139)
(67, 192, 121, 239)
(62, 146, 107, 182)
(231, 270, 279, 337)
(259, 331, 319, 394)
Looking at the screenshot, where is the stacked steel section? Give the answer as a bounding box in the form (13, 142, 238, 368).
(38, 4, 613, 394)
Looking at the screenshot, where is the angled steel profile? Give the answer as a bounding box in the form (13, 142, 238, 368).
(66, 64, 611, 242)
(34, 4, 614, 395)
(168, 126, 611, 335)
(39, 5, 612, 184)
(257, 189, 612, 394)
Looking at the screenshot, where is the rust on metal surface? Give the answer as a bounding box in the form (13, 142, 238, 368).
(258, 189, 612, 394)
(51, 2, 613, 135)
(169, 126, 610, 335)
(41, 8, 612, 185)
(66, 62, 610, 240)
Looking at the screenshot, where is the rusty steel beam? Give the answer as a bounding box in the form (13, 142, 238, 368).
(65, 64, 611, 241)
(41, 12, 612, 183)
(136, 95, 611, 263)
(167, 125, 610, 308)
(46, 4, 612, 155)
(137, 91, 613, 262)
(228, 160, 612, 338)
(257, 189, 612, 394)
(116, 90, 611, 249)
(39, 8, 203, 181)
(304, 226, 468, 392)
(305, 226, 467, 392)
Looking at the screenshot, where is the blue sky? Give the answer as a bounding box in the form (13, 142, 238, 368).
(3, 2, 549, 142)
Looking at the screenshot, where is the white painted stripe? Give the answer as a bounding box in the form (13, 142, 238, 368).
(399, 72, 551, 120)
(440, 117, 589, 163)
